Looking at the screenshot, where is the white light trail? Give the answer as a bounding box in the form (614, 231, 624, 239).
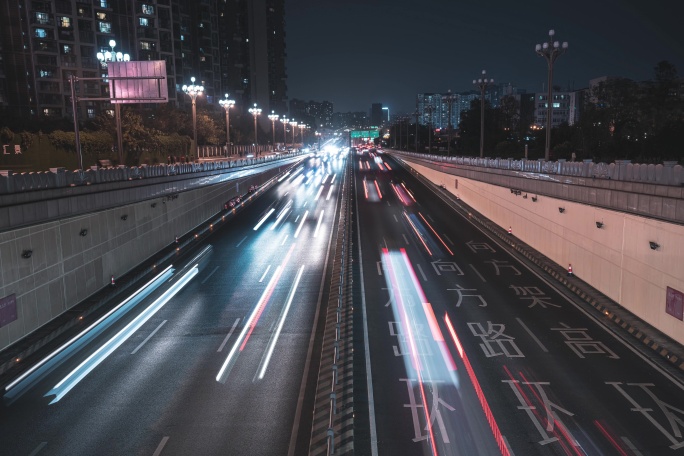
(257, 265, 305, 379)
(326, 185, 334, 201)
(46, 265, 198, 404)
(253, 208, 275, 231)
(4, 265, 174, 393)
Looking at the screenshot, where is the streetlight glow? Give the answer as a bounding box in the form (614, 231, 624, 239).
(535, 28, 568, 160)
(268, 111, 279, 149)
(182, 77, 205, 157)
(96, 39, 130, 165)
(218, 94, 235, 155)
(282, 117, 289, 148)
(248, 103, 262, 150)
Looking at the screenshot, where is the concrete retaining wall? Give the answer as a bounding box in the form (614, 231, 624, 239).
(0, 166, 285, 352)
(402, 159, 684, 345)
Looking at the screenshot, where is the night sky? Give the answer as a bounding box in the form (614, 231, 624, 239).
(285, 0, 684, 115)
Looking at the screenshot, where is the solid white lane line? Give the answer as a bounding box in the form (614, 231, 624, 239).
(131, 320, 167, 355)
(516, 317, 548, 352)
(151, 436, 169, 456)
(330, 174, 336, 184)
(259, 265, 272, 283)
(257, 265, 305, 380)
(313, 210, 325, 238)
(28, 442, 47, 456)
(469, 264, 487, 282)
(200, 266, 219, 284)
(217, 318, 241, 352)
(236, 236, 248, 247)
(416, 263, 428, 282)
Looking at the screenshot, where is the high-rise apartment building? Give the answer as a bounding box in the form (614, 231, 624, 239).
(0, 0, 287, 122)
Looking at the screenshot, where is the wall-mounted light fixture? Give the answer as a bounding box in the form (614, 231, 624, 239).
(558, 207, 565, 213)
(121, 214, 128, 221)
(79, 229, 88, 236)
(649, 241, 660, 250)
(21, 249, 33, 259)
(596, 221, 604, 229)
(531, 195, 538, 202)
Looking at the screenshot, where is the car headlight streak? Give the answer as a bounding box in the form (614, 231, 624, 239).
(46, 265, 198, 404)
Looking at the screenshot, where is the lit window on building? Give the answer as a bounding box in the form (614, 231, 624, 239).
(140, 41, 151, 50)
(142, 4, 154, 14)
(35, 28, 48, 38)
(139, 17, 149, 26)
(36, 12, 49, 24)
(100, 0, 109, 7)
(39, 69, 53, 78)
(97, 12, 107, 20)
(87, 108, 96, 118)
(200, 56, 206, 61)
(180, 35, 184, 41)
(98, 22, 111, 33)
(553, 102, 561, 108)
(60, 16, 72, 28)
(63, 45, 72, 54)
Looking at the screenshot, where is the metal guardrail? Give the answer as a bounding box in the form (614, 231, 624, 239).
(0, 152, 305, 195)
(392, 151, 683, 186)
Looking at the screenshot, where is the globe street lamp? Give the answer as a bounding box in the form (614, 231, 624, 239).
(268, 111, 279, 150)
(473, 70, 493, 158)
(290, 121, 298, 145)
(182, 77, 204, 158)
(535, 29, 568, 160)
(218, 94, 235, 156)
(299, 123, 306, 145)
(248, 103, 262, 155)
(96, 39, 130, 165)
(282, 117, 289, 148)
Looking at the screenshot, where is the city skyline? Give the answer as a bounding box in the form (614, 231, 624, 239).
(285, 0, 684, 114)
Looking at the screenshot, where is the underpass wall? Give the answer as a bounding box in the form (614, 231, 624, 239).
(402, 159, 684, 344)
(0, 167, 283, 352)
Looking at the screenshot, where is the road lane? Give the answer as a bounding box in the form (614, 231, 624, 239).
(356, 151, 684, 455)
(1, 150, 347, 455)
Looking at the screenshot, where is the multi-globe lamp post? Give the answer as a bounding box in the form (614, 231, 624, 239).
(282, 117, 289, 148)
(299, 123, 306, 145)
(535, 29, 568, 160)
(473, 70, 493, 158)
(218, 94, 235, 156)
(248, 103, 262, 155)
(290, 121, 298, 145)
(182, 77, 204, 158)
(96, 39, 130, 166)
(268, 111, 279, 150)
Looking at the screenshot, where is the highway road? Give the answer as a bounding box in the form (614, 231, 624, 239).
(353, 150, 684, 456)
(1, 150, 347, 456)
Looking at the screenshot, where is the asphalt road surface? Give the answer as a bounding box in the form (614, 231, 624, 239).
(1, 150, 347, 456)
(353, 150, 684, 456)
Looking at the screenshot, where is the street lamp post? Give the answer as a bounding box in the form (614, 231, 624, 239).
(268, 111, 279, 150)
(218, 94, 235, 156)
(535, 29, 568, 160)
(248, 103, 262, 154)
(299, 123, 306, 145)
(182, 77, 204, 159)
(290, 121, 298, 145)
(96, 39, 130, 165)
(426, 105, 434, 153)
(473, 70, 493, 158)
(282, 117, 289, 148)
